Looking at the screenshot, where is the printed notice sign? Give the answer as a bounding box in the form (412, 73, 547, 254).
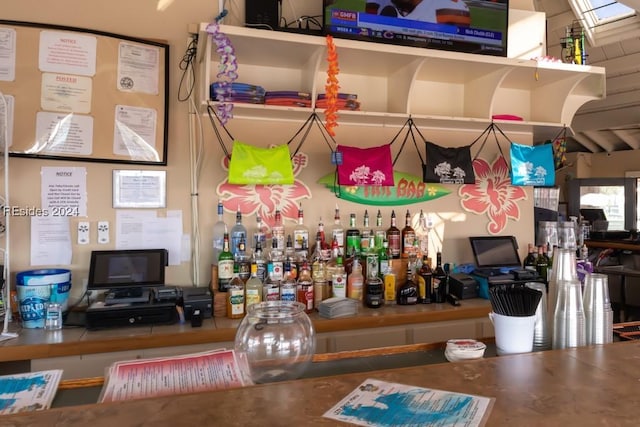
(38, 30, 97, 76)
(41, 72, 92, 113)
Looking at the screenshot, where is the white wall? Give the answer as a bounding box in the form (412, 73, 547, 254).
(4, 1, 536, 303)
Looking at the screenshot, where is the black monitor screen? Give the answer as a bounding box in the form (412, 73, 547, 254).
(580, 208, 607, 223)
(469, 236, 521, 268)
(87, 249, 167, 290)
(323, 0, 509, 57)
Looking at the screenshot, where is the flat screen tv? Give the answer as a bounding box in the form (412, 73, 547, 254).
(323, 0, 509, 57)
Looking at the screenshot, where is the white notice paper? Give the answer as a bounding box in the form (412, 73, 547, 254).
(41, 73, 93, 114)
(41, 166, 87, 217)
(0, 27, 17, 82)
(34, 112, 93, 155)
(39, 30, 97, 76)
(117, 41, 160, 95)
(113, 105, 158, 161)
(30, 216, 72, 266)
(115, 210, 182, 265)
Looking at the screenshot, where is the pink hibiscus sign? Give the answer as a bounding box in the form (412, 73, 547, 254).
(458, 156, 527, 234)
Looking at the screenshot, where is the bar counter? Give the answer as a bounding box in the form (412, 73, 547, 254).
(2, 340, 639, 426)
(0, 299, 492, 363)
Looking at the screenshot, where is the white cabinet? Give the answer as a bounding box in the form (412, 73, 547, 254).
(192, 24, 606, 138)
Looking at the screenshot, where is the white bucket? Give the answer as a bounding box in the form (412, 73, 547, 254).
(16, 269, 72, 329)
(489, 312, 536, 356)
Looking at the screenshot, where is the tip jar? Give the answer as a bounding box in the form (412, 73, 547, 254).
(234, 301, 316, 384)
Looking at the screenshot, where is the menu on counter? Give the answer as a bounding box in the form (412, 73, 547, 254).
(0, 370, 63, 415)
(324, 378, 494, 427)
(99, 348, 252, 403)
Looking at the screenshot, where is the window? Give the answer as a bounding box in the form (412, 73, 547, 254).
(569, 0, 639, 46)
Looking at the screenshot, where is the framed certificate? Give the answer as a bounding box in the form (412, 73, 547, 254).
(112, 170, 166, 208)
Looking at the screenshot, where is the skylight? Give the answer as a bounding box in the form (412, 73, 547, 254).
(569, 0, 639, 46)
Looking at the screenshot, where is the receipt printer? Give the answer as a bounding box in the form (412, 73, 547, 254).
(448, 273, 479, 300)
(182, 287, 213, 319)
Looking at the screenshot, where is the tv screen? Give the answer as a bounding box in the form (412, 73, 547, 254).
(87, 249, 168, 290)
(323, 0, 509, 57)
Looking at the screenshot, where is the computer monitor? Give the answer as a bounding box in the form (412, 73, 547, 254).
(469, 236, 521, 269)
(87, 249, 168, 291)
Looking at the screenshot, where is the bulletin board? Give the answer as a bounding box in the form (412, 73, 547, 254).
(0, 20, 169, 165)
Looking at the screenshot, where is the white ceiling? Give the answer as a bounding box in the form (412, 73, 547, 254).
(536, 0, 640, 153)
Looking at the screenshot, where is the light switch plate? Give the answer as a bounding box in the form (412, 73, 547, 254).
(97, 221, 110, 244)
(77, 221, 90, 245)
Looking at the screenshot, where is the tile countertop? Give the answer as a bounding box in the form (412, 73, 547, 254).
(1, 340, 638, 426)
(0, 298, 492, 362)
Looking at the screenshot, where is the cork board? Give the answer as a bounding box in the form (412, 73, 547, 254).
(0, 20, 168, 165)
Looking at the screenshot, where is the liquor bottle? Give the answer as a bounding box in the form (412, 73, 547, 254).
(374, 210, 386, 251)
(347, 257, 364, 301)
(262, 263, 280, 302)
(230, 209, 247, 258)
(386, 210, 401, 259)
(244, 264, 263, 310)
(331, 256, 347, 298)
(382, 254, 396, 305)
(535, 245, 550, 280)
(271, 209, 285, 251)
(330, 206, 345, 256)
(401, 209, 416, 258)
(252, 214, 268, 249)
(234, 236, 251, 283)
(416, 210, 430, 259)
(280, 267, 297, 302)
(269, 237, 284, 283)
(297, 261, 314, 313)
(417, 255, 433, 304)
(217, 233, 234, 292)
(396, 261, 418, 305)
(312, 232, 329, 308)
(523, 244, 537, 271)
(345, 213, 361, 257)
(432, 252, 447, 303)
(212, 201, 227, 266)
(316, 218, 331, 260)
(360, 210, 374, 255)
(378, 239, 390, 279)
(251, 240, 267, 283)
(364, 256, 384, 309)
(227, 273, 245, 319)
(283, 235, 298, 281)
(293, 203, 309, 259)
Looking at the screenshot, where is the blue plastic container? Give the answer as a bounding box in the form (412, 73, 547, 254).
(16, 269, 72, 328)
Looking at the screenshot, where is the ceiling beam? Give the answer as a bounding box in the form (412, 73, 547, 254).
(573, 105, 640, 131)
(572, 132, 604, 152)
(612, 129, 640, 150)
(583, 130, 617, 152)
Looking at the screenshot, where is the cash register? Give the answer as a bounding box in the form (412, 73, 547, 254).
(84, 249, 178, 329)
(468, 236, 542, 298)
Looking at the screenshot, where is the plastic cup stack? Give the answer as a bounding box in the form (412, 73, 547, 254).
(553, 279, 586, 349)
(583, 273, 613, 345)
(525, 282, 551, 351)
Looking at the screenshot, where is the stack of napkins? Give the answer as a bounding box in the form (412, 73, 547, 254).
(444, 339, 487, 363)
(318, 297, 359, 319)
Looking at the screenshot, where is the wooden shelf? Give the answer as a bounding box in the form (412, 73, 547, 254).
(192, 24, 606, 139)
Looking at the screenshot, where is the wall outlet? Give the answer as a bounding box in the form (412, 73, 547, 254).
(77, 221, 90, 245)
(97, 221, 110, 244)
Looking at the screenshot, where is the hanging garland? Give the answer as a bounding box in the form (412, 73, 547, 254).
(206, 20, 238, 126)
(324, 35, 340, 137)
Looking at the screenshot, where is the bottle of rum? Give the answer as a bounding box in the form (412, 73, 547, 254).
(297, 261, 314, 313)
(401, 209, 416, 258)
(347, 257, 364, 301)
(312, 232, 329, 308)
(331, 256, 347, 298)
(360, 210, 374, 255)
(374, 210, 386, 252)
(386, 210, 401, 259)
(234, 236, 251, 283)
(364, 257, 384, 309)
(244, 264, 263, 310)
(251, 240, 267, 283)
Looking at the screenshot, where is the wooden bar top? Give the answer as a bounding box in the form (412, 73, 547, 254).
(0, 299, 491, 362)
(2, 340, 639, 425)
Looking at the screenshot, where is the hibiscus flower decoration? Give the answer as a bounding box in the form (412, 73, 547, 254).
(459, 156, 527, 234)
(217, 152, 311, 230)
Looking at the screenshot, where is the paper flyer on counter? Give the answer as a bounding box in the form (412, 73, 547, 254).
(99, 349, 252, 403)
(323, 378, 494, 427)
(0, 370, 63, 415)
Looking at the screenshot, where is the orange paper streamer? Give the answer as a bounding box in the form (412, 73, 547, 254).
(324, 35, 340, 137)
